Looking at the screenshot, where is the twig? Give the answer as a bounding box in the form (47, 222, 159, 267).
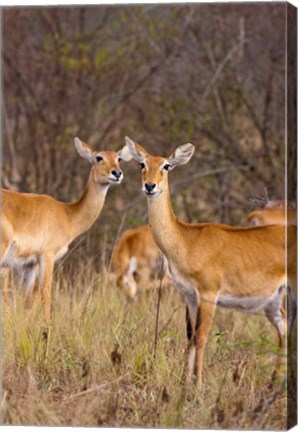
(158, 305, 182, 337)
(62, 373, 130, 404)
(173, 165, 250, 190)
(107, 203, 130, 275)
(202, 38, 249, 101)
(153, 254, 164, 358)
(251, 378, 286, 429)
(229, 377, 286, 428)
(2, 102, 20, 181)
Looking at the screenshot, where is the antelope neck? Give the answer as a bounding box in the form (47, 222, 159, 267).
(67, 172, 109, 239)
(147, 187, 183, 257)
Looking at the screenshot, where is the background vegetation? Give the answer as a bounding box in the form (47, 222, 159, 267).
(2, 3, 295, 428)
(2, 270, 289, 428)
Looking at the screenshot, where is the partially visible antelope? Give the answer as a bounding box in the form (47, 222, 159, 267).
(1, 137, 132, 326)
(111, 225, 169, 300)
(247, 201, 296, 320)
(247, 200, 296, 226)
(125, 136, 296, 388)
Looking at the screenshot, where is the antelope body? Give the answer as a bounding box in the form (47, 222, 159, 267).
(247, 200, 296, 226)
(111, 225, 167, 299)
(1, 138, 131, 323)
(125, 136, 296, 388)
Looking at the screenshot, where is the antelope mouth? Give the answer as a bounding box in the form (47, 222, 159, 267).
(143, 190, 159, 197)
(108, 177, 123, 183)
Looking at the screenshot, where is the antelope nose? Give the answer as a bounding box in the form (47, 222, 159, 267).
(111, 170, 122, 180)
(144, 183, 156, 193)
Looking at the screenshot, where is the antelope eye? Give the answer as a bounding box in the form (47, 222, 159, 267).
(140, 162, 146, 170)
(118, 157, 123, 163)
(96, 155, 103, 162)
(163, 164, 171, 171)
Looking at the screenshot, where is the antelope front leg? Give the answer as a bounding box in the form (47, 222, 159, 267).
(185, 306, 193, 341)
(184, 302, 199, 385)
(195, 294, 217, 389)
(23, 265, 39, 311)
(39, 255, 55, 325)
(25, 279, 42, 321)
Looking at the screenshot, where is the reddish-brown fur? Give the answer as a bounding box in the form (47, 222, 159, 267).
(1, 138, 132, 324)
(247, 200, 296, 226)
(125, 137, 296, 388)
(111, 225, 165, 299)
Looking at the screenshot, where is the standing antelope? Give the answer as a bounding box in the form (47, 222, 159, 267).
(246, 201, 297, 318)
(1, 137, 132, 324)
(111, 225, 169, 300)
(125, 136, 296, 388)
(247, 200, 296, 226)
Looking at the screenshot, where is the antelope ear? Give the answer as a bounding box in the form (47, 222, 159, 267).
(168, 143, 195, 168)
(74, 137, 94, 164)
(246, 211, 260, 226)
(124, 136, 148, 163)
(118, 144, 133, 162)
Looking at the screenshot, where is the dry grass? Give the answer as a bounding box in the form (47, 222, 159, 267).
(1, 265, 291, 429)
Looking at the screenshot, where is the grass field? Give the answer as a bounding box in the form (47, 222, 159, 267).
(1, 264, 291, 429)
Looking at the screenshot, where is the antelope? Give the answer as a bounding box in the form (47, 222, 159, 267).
(125, 136, 296, 388)
(0, 137, 132, 325)
(246, 201, 297, 320)
(247, 200, 296, 226)
(111, 225, 169, 300)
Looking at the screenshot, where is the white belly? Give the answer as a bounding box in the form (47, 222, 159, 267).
(217, 290, 281, 312)
(1, 242, 68, 270)
(8, 254, 37, 270)
(168, 260, 283, 314)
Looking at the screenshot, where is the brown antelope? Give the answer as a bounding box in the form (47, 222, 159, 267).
(0, 137, 132, 324)
(247, 200, 296, 226)
(125, 136, 296, 388)
(246, 201, 296, 320)
(111, 225, 169, 300)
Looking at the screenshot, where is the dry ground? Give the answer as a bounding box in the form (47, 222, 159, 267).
(1, 264, 292, 429)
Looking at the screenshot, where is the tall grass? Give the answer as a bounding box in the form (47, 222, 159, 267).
(1, 264, 289, 429)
